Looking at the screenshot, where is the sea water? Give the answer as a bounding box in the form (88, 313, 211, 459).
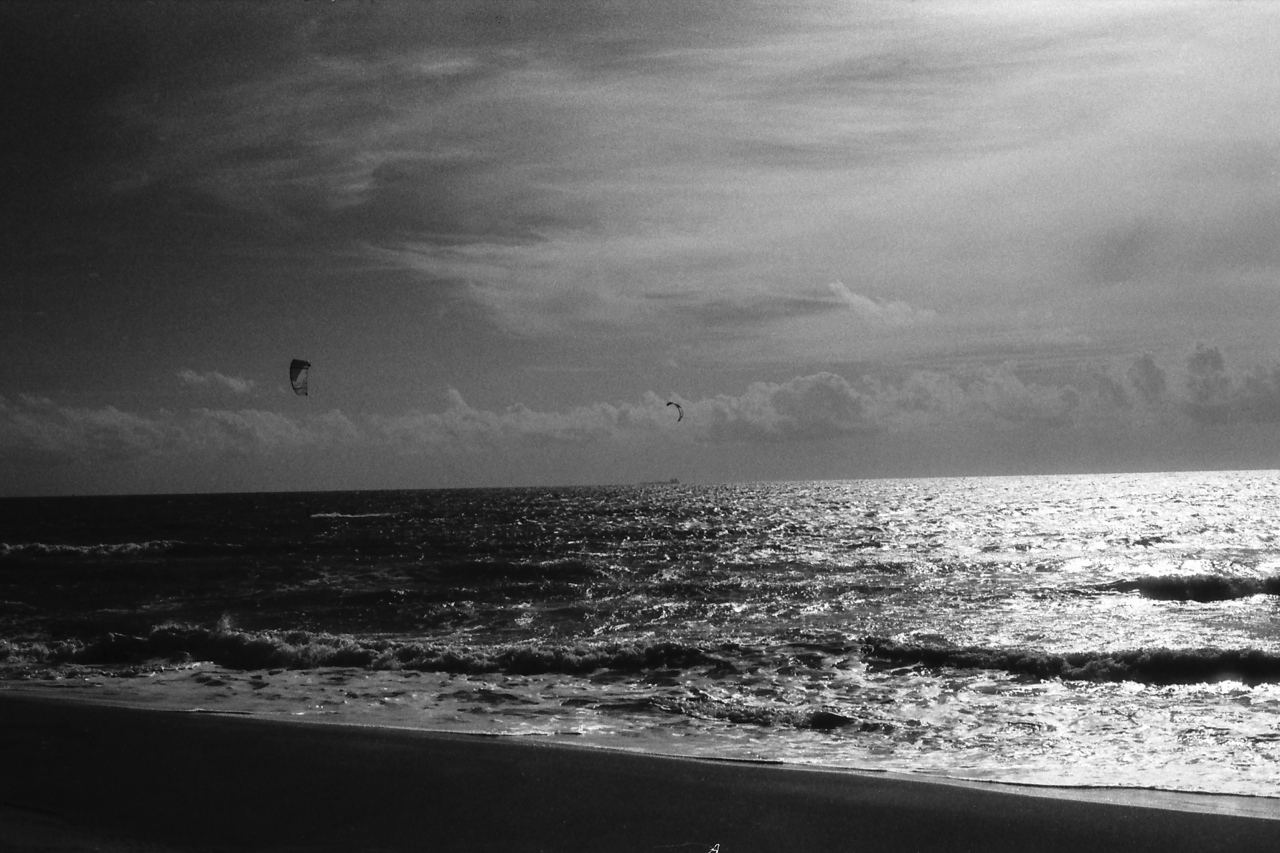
(3, 471, 1280, 798)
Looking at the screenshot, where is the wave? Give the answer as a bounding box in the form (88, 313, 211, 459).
(9, 623, 1280, 690)
(0, 624, 722, 676)
(0, 540, 182, 559)
(647, 693, 897, 732)
(1095, 574, 1280, 602)
(436, 558, 607, 583)
(0, 540, 252, 562)
(862, 637, 1280, 686)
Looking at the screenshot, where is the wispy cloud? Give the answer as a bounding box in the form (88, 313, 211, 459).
(36, 0, 1280, 373)
(826, 283, 936, 327)
(177, 369, 256, 395)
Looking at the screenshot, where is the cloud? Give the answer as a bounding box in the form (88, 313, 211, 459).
(367, 389, 666, 453)
(0, 356, 1181, 468)
(964, 368, 1082, 428)
(177, 369, 256, 394)
(826, 283, 936, 326)
(1126, 353, 1167, 406)
(690, 373, 875, 442)
(1180, 343, 1280, 426)
(23, 0, 1276, 381)
(1237, 366, 1280, 424)
(0, 396, 357, 464)
(1184, 343, 1233, 423)
(675, 284, 937, 331)
(186, 408, 361, 454)
(0, 395, 176, 462)
(8, 343, 1280, 493)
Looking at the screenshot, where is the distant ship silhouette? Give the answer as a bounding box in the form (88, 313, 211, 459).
(640, 477, 679, 485)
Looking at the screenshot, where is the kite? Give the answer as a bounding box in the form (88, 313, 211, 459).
(289, 359, 311, 396)
(667, 401, 683, 422)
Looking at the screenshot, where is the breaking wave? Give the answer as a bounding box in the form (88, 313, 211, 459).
(863, 637, 1280, 686)
(1096, 574, 1280, 602)
(10, 624, 1280, 689)
(0, 540, 184, 559)
(0, 624, 719, 676)
(647, 693, 896, 732)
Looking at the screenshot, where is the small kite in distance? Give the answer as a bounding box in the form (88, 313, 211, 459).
(667, 401, 683, 422)
(289, 359, 311, 396)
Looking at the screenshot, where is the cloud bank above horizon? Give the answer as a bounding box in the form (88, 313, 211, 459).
(5, 345, 1280, 495)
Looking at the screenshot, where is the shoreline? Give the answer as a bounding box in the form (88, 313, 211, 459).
(2, 692, 1278, 852)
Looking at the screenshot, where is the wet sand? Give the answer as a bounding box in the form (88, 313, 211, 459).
(1, 692, 1276, 852)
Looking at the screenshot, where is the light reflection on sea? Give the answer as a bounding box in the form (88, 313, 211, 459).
(4, 470, 1280, 799)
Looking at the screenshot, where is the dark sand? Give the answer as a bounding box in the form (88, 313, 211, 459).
(1, 692, 1277, 852)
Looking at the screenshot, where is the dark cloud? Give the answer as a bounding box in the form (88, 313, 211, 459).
(1092, 370, 1131, 411)
(0, 5, 519, 270)
(1185, 342, 1233, 422)
(1127, 353, 1167, 406)
(0, 8, 148, 260)
(1237, 366, 1280, 424)
(1180, 344, 1280, 426)
(0, 5, 307, 242)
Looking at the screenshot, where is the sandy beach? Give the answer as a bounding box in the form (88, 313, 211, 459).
(1, 692, 1276, 852)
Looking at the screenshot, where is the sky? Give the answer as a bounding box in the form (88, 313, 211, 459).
(3, 0, 1280, 496)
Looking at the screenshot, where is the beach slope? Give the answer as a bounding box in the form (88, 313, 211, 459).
(0, 693, 1275, 852)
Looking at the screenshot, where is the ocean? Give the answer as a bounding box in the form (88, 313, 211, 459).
(3, 470, 1280, 799)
